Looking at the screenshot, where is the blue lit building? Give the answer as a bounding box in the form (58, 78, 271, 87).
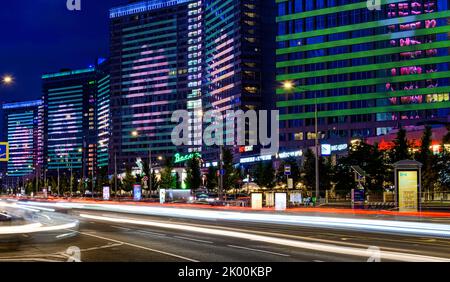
(109, 0, 276, 170)
(1, 100, 42, 180)
(42, 60, 110, 180)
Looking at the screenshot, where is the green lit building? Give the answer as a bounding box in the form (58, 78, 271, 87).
(276, 0, 450, 151)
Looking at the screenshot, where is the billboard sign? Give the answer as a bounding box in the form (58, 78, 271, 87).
(398, 171, 418, 212)
(103, 186, 110, 201)
(321, 144, 332, 156)
(0, 142, 9, 162)
(133, 185, 142, 201)
(251, 193, 263, 209)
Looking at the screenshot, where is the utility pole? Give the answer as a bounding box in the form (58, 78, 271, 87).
(148, 149, 152, 195)
(219, 145, 224, 201)
(57, 166, 60, 197)
(114, 151, 117, 199)
(314, 92, 320, 205)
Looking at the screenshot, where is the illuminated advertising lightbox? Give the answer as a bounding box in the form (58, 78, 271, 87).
(265, 193, 274, 207)
(398, 171, 418, 212)
(275, 193, 287, 211)
(133, 185, 142, 201)
(103, 186, 110, 201)
(0, 142, 9, 162)
(321, 144, 331, 156)
(251, 193, 263, 209)
(160, 189, 166, 204)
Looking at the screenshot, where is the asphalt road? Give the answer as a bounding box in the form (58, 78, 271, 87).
(1, 207, 450, 262)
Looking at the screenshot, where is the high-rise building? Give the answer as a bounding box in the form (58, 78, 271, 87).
(1, 100, 42, 179)
(109, 0, 276, 170)
(110, 0, 192, 172)
(276, 0, 450, 152)
(42, 60, 110, 181)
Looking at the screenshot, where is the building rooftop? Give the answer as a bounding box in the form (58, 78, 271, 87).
(110, 0, 191, 18)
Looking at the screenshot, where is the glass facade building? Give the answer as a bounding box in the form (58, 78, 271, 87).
(2, 100, 42, 178)
(110, 0, 192, 171)
(276, 0, 450, 151)
(42, 61, 110, 178)
(110, 0, 276, 168)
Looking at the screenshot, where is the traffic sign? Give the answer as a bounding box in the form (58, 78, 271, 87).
(284, 165, 291, 176)
(0, 142, 9, 162)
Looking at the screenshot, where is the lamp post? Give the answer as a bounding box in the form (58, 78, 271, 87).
(283, 81, 320, 204)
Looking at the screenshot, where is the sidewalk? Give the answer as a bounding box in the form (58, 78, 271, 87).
(5, 196, 450, 220)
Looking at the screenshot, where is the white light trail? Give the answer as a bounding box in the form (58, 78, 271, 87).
(79, 213, 450, 262)
(18, 201, 450, 238)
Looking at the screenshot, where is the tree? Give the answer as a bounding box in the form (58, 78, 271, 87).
(391, 127, 411, 162)
(222, 147, 239, 191)
(206, 166, 218, 191)
(160, 158, 175, 189)
(335, 141, 388, 193)
(186, 156, 202, 191)
(122, 166, 135, 192)
(416, 126, 438, 196)
(150, 170, 160, 192)
(437, 146, 450, 191)
(300, 149, 316, 191)
(300, 149, 333, 195)
(254, 161, 275, 189)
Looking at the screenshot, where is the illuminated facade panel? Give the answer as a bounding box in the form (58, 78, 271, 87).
(2, 100, 42, 178)
(276, 0, 450, 150)
(43, 60, 109, 178)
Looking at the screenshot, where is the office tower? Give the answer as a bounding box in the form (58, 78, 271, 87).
(276, 0, 450, 152)
(42, 60, 110, 181)
(202, 0, 276, 160)
(110, 0, 194, 172)
(2, 100, 42, 179)
(110, 0, 276, 169)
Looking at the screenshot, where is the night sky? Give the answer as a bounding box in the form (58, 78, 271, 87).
(0, 0, 126, 103)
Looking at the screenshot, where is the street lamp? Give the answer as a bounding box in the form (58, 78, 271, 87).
(131, 130, 139, 137)
(282, 81, 294, 91)
(282, 81, 320, 204)
(2, 75, 13, 85)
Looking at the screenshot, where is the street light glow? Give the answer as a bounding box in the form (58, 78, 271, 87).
(131, 130, 139, 137)
(2, 75, 13, 85)
(282, 81, 294, 90)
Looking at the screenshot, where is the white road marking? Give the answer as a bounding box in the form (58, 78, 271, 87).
(136, 230, 166, 237)
(71, 229, 198, 262)
(175, 236, 213, 244)
(227, 245, 290, 257)
(110, 225, 131, 231)
(313, 260, 324, 262)
(56, 232, 78, 239)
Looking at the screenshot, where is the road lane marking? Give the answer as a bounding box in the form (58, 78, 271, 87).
(313, 260, 324, 262)
(174, 236, 213, 244)
(70, 229, 198, 262)
(136, 230, 166, 237)
(227, 245, 290, 257)
(111, 225, 131, 231)
(56, 232, 78, 239)
(78, 213, 450, 262)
